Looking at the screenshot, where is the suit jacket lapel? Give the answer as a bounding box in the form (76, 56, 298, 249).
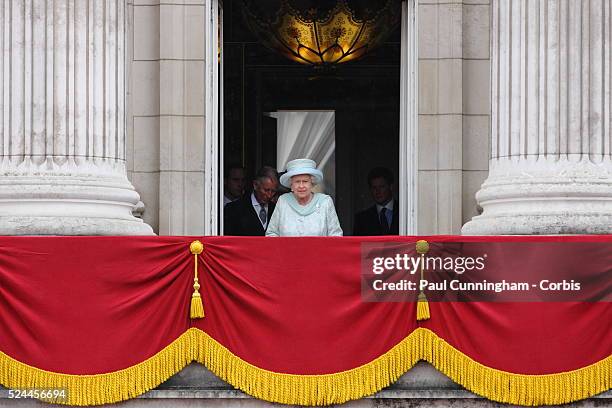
(391, 200, 399, 234)
(244, 197, 264, 234)
(369, 206, 383, 234)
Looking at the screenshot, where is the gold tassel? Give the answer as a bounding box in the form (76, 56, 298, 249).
(190, 290, 204, 319)
(189, 240, 205, 319)
(416, 291, 430, 321)
(415, 240, 430, 321)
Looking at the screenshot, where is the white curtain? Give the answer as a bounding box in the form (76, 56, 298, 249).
(270, 111, 336, 198)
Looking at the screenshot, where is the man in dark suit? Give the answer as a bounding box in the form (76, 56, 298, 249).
(224, 167, 278, 236)
(353, 167, 399, 235)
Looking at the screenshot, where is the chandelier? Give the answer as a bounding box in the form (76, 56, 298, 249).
(241, 0, 400, 67)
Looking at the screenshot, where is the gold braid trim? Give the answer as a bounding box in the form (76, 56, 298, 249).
(0, 328, 610, 406)
(0, 329, 197, 405)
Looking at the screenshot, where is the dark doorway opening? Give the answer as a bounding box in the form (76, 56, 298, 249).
(223, 0, 401, 234)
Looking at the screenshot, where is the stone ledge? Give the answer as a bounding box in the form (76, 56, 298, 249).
(137, 389, 481, 399)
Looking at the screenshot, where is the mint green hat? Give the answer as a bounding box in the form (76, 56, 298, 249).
(279, 159, 324, 188)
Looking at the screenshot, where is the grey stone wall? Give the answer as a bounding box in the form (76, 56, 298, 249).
(417, 0, 490, 234)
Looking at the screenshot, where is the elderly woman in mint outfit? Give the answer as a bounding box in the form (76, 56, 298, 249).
(266, 159, 343, 237)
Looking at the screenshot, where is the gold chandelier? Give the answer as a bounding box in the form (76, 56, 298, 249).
(241, 0, 400, 66)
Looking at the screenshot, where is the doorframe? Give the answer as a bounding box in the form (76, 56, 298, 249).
(210, 0, 418, 236)
(204, 0, 220, 235)
(399, 0, 419, 235)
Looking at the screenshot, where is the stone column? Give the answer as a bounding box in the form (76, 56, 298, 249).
(0, 0, 152, 235)
(463, 0, 612, 234)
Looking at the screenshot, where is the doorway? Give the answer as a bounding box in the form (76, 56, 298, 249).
(221, 0, 405, 234)
(268, 110, 336, 199)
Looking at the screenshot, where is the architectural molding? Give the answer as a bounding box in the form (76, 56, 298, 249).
(0, 0, 152, 235)
(204, 0, 220, 236)
(399, 0, 419, 235)
(463, 0, 612, 235)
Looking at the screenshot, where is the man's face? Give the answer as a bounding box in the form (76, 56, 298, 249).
(369, 177, 393, 205)
(225, 168, 245, 199)
(253, 177, 278, 205)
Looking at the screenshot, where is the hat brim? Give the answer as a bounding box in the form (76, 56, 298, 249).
(280, 168, 324, 188)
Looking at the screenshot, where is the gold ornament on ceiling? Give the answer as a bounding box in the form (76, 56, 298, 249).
(241, 0, 400, 66)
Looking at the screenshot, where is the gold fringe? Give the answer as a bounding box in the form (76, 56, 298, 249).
(0, 330, 197, 406)
(1, 328, 609, 406)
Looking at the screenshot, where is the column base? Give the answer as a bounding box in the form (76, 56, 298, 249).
(463, 214, 612, 235)
(462, 157, 612, 235)
(0, 216, 153, 236)
(0, 168, 155, 236)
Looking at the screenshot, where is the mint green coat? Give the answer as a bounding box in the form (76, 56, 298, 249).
(265, 193, 343, 237)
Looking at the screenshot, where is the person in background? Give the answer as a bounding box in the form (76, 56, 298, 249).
(353, 167, 399, 235)
(266, 159, 342, 237)
(224, 167, 278, 236)
(259, 166, 280, 203)
(223, 163, 246, 207)
(272, 171, 291, 204)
